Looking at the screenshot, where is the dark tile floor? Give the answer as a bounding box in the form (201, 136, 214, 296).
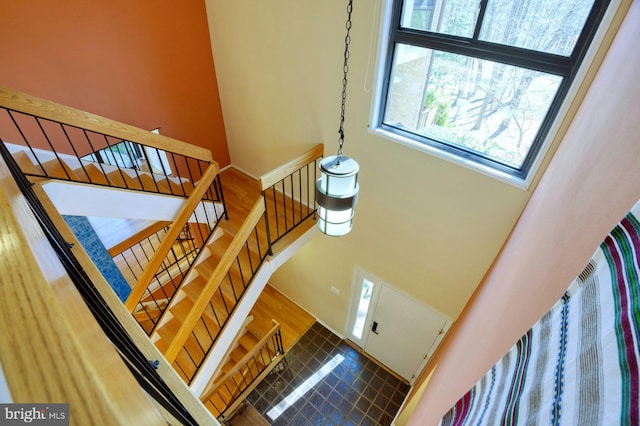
(246, 322, 410, 425)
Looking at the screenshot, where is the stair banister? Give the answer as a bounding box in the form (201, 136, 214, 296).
(259, 144, 323, 189)
(206, 315, 255, 386)
(163, 196, 268, 363)
(200, 320, 283, 405)
(0, 86, 212, 162)
(125, 162, 220, 311)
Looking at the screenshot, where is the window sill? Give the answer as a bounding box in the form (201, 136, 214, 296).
(368, 125, 531, 190)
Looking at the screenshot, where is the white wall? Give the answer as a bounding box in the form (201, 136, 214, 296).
(204, 0, 530, 333)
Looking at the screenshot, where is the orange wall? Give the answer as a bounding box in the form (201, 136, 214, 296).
(0, 0, 229, 166)
(406, 1, 640, 424)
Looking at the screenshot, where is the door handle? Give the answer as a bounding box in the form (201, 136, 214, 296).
(371, 321, 379, 334)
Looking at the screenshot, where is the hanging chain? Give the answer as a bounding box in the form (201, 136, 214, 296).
(337, 0, 354, 159)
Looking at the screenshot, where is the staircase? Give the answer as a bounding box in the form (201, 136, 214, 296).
(0, 86, 323, 421)
(11, 148, 193, 195)
(201, 318, 285, 419)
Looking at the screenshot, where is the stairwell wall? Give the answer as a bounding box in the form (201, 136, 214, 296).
(204, 0, 529, 341)
(0, 0, 230, 166)
(206, 1, 639, 424)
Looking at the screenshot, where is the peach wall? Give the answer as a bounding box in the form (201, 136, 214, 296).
(0, 0, 229, 165)
(405, 1, 640, 424)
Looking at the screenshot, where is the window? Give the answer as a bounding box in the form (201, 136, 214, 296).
(373, 0, 612, 183)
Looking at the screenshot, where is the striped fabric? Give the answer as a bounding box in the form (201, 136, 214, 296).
(441, 201, 640, 426)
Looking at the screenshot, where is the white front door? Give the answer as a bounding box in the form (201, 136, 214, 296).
(346, 268, 452, 383)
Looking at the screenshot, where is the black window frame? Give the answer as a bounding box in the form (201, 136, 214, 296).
(376, 0, 612, 181)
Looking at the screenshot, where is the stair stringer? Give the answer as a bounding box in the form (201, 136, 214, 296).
(188, 224, 318, 397)
(40, 179, 222, 223)
(269, 224, 318, 272)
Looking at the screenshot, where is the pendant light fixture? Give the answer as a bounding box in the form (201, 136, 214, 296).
(316, 0, 360, 237)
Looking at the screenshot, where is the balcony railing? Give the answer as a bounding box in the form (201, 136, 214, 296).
(0, 87, 219, 200)
(0, 135, 208, 425)
(259, 144, 323, 251)
(0, 87, 229, 339)
(155, 147, 323, 391)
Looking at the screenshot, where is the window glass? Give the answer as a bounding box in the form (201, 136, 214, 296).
(377, 0, 610, 180)
(479, 0, 595, 56)
(384, 45, 562, 168)
(401, 0, 480, 37)
(352, 278, 374, 340)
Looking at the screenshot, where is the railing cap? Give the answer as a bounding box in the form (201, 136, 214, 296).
(0, 86, 213, 162)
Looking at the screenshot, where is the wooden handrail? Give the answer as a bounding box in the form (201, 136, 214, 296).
(0, 156, 169, 424)
(200, 320, 281, 403)
(259, 144, 323, 190)
(108, 220, 171, 257)
(0, 86, 212, 162)
(163, 196, 267, 362)
(125, 163, 220, 311)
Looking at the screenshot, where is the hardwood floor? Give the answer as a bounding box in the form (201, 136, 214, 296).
(249, 284, 315, 352)
(218, 167, 263, 236)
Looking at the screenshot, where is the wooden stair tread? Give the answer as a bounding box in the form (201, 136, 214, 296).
(11, 151, 43, 175)
(203, 232, 235, 260)
(155, 178, 173, 194)
(83, 163, 110, 185)
(141, 277, 182, 304)
(195, 255, 217, 278)
(168, 297, 195, 321)
(181, 275, 208, 301)
(157, 177, 185, 195)
(153, 298, 192, 343)
(133, 299, 167, 322)
(141, 173, 161, 191)
(179, 180, 195, 197)
(154, 316, 183, 342)
(120, 172, 145, 190)
(237, 329, 260, 353)
(105, 169, 141, 189)
(155, 317, 221, 363)
(42, 159, 86, 181)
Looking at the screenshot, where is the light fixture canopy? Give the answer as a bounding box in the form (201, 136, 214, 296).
(316, 0, 360, 237)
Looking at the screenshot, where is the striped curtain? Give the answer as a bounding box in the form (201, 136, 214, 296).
(441, 202, 640, 425)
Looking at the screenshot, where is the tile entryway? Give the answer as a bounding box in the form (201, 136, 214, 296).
(246, 322, 410, 425)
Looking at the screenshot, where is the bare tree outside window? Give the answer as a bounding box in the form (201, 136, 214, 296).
(377, 0, 609, 179)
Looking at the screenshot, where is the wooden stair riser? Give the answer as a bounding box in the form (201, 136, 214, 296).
(83, 163, 110, 185)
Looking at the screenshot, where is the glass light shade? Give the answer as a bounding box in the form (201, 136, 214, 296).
(315, 155, 359, 236)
